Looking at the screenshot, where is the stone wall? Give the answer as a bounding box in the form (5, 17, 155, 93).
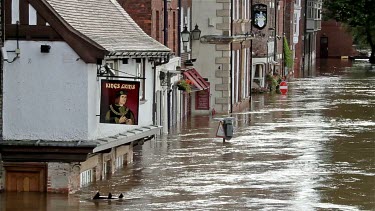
(47, 163, 70, 193)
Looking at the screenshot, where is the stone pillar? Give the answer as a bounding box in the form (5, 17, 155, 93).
(68, 163, 81, 194)
(215, 44, 231, 113)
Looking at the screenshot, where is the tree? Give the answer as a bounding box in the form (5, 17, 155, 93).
(323, 0, 375, 63)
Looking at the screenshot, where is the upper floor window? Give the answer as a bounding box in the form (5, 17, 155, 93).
(135, 58, 145, 101)
(232, 0, 240, 20)
(293, 13, 298, 34)
(307, 1, 314, 19)
(294, 0, 301, 7)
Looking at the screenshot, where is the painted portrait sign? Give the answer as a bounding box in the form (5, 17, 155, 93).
(252, 4, 267, 30)
(100, 80, 140, 125)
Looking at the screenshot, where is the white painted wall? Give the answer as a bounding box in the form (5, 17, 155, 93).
(89, 57, 156, 139)
(4, 41, 89, 140)
(3, 40, 158, 141)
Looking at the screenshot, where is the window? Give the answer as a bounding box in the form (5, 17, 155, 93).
(80, 169, 93, 187)
(293, 13, 298, 35)
(105, 60, 118, 76)
(180, 8, 184, 53)
(307, 1, 314, 19)
(136, 58, 146, 101)
(187, 7, 191, 52)
(232, 0, 240, 20)
(115, 156, 124, 169)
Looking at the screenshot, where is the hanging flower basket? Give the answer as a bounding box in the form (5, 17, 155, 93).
(177, 84, 186, 90)
(176, 79, 193, 92)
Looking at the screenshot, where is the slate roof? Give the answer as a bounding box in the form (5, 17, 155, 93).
(45, 0, 171, 55)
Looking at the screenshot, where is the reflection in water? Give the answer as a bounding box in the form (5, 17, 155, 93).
(0, 59, 374, 210)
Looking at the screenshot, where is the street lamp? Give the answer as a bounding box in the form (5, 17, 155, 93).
(181, 25, 190, 44)
(191, 24, 201, 40)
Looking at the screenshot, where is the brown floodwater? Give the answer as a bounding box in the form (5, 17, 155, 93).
(1, 59, 374, 210)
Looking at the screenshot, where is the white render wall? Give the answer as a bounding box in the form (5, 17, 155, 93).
(4, 41, 90, 140)
(89, 57, 155, 139)
(3, 40, 156, 141)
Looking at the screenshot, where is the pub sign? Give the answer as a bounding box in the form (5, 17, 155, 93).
(100, 80, 140, 125)
(252, 4, 267, 30)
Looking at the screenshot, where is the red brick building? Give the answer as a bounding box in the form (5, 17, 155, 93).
(117, 0, 180, 54)
(317, 20, 358, 58)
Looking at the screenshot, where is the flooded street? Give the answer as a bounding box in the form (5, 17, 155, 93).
(1, 59, 374, 210)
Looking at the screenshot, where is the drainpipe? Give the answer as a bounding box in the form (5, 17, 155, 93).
(282, 1, 285, 77)
(302, 0, 307, 77)
(249, 0, 253, 105)
(230, 0, 233, 114)
(274, 0, 278, 70)
(164, 0, 168, 46)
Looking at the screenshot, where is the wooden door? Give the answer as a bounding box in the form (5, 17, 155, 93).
(320, 36, 329, 58)
(4, 163, 46, 192)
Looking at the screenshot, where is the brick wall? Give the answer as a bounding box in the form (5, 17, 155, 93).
(47, 163, 70, 193)
(117, 0, 153, 35)
(252, 0, 273, 58)
(118, 0, 179, 54)
(317, 20, 357, 58)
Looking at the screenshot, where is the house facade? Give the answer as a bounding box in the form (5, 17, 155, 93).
(119, 0, 211, 130)
(292, 0, 303, 78)
(190, 0, 290, 114)
(0, 0, 171, 193)
(192, 0, 253, 114)
(316, 20, 357, 59)
(301, 0, 322, 77)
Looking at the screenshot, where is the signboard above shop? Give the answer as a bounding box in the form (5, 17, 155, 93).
(252, 4, 267, 30)
(100, 80, 140, 125)
(195, 85, 210, 110)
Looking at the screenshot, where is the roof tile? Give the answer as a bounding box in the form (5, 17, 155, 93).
(45, 0, 170, 53)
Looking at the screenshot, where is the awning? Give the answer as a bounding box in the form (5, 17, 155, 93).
(182, 68, 210, 91)
(0, 125, 162, 162)
(93, 125, 162, 153)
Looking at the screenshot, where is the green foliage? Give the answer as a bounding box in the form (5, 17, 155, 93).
(266, 74, 281, 93)
(323, 0, 375, 63)
(323, 0, 374, 26)
(177, 79, 192, 92)
(283, 37, 293, 69)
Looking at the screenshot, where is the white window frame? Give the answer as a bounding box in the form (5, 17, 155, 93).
(136, 60, 145, 100)
(80, 169, 93, 187)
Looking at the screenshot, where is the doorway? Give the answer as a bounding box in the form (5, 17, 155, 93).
(4, 163, 46, 192)
(320, 36, 328, 58)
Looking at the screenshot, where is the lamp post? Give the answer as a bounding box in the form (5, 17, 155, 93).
(191, 24, 201, 40)
(181, 25, 190, 46)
